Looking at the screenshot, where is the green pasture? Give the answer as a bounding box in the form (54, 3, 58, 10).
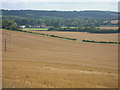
(25, 28, 48, 31)
(61, 27, 77, 28)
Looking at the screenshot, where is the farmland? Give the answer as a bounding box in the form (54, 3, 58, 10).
(2, 29, 118, 88)
(31, 31, 119, 42)
(24, 28, 48, 31)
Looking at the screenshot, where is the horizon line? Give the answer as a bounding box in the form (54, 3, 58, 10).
(1, 9, 118, 12)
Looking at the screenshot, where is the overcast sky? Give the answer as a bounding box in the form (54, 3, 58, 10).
(1, 0, 120, 2)
(0, 0, 119, 11)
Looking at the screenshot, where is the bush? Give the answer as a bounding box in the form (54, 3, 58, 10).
(2, 20, 19, 30)
(48, 27, 55, 31)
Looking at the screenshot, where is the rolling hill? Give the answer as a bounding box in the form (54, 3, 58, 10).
(1, 10, 118, 20)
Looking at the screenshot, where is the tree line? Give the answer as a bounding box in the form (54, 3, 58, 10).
(1, 19, 119, 33)
(2, 9, 118, 27)
(48, 27, 119, 33)
(2, 10, 118, 20)
(1, 10, 119, 33)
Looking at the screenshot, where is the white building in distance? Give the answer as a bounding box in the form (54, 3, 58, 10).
(20, 25, 26, 29)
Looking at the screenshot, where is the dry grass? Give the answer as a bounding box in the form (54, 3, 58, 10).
(31, 31, 119, 42)
(2, 29, 118, 88)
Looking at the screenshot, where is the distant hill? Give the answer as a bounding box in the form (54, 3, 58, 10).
(1, 10, 118, 20)
(1, 10, 118, 27)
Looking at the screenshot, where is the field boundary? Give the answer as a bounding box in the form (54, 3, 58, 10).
(6, 29, 120, 45)
(82, 40, 120, 44)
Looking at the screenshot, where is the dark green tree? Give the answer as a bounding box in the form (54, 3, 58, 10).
(2, 20, 19, 30)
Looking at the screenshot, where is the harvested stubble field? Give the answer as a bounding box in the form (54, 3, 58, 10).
(31, 31, 119, 42)
(2, 29, 118, 88)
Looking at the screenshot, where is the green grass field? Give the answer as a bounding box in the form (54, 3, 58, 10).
(61, 26, 77, 28)
(24, 27, 77, 31)
(25, 28, 48, 31)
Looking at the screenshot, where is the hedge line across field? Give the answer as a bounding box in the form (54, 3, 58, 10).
(8, 29, 120, 44)
(82, 40, 120, 44)
(11, 29, 77, 41)
(48, 27, 119, 33)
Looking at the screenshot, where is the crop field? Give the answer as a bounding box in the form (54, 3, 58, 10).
(31, 31, 119, 42)
(61, 27, 77, 28)
(2, 29, 118, 88)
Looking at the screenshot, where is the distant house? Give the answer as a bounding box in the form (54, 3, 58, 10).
(28, 24, 47, 28)
(20, 25, 26, 29)
(103, 21, 108, 24)
(41, 24, 47, 28)
(103, 20, 118, 25)
(110, 20, 118, 24)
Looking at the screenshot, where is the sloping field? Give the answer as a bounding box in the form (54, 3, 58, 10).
(2, 29, 118, 88)
(31, 31, 119, 42)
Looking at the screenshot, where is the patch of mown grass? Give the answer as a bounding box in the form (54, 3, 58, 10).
(25, 28, 48, 31)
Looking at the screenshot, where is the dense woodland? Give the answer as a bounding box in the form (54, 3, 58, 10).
(1, 9, 119, 33)
(1, 10, 118, 26)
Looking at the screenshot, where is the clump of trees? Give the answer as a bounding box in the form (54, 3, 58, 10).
(2, 16, 104, 27)
(2, 20, 19, 30)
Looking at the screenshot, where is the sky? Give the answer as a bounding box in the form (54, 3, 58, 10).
(0, 0, 119, 11)
(1, 0, 120, 2)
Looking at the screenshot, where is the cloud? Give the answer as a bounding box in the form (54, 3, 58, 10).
(1, 2, 118, 11)
(1, 0, 119, 2)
